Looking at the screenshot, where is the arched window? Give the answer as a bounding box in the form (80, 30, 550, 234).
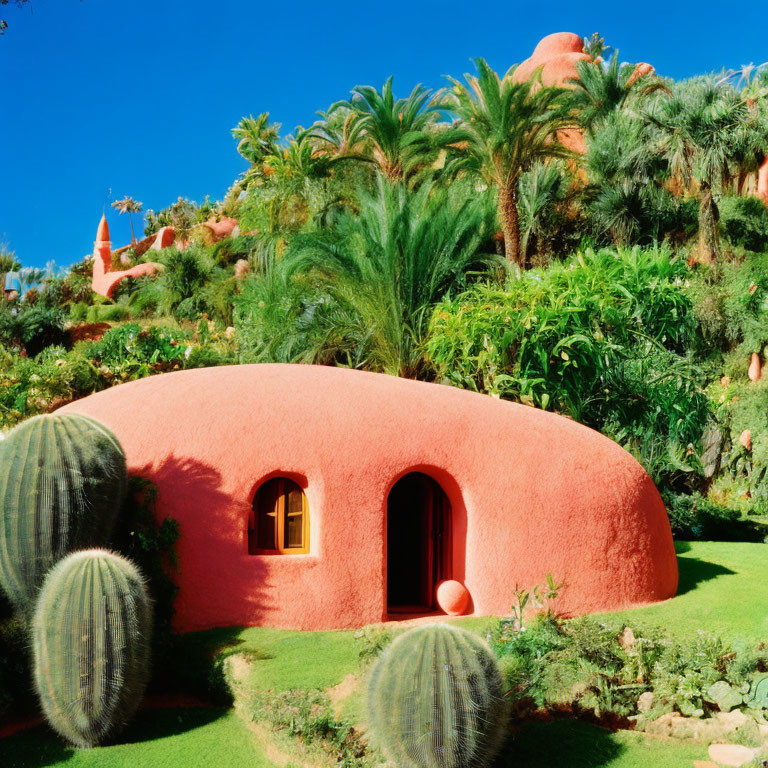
(249, 477, 309, 554)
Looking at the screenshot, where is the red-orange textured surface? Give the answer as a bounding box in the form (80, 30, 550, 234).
(61, 364, 678, 632)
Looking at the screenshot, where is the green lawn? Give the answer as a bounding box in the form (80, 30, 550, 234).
(511, 720, 707, 767)
(4, 540, 766, 768)
(3, 709, 270, 768)
(596, 541, 768, 641)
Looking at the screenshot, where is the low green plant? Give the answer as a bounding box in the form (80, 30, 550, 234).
(247, 688, 371, 766)
(663, 491, 763, 540)
(353, 625, 392, 665)
(719, 196, 768, 253)
(491, 612, 768, 722)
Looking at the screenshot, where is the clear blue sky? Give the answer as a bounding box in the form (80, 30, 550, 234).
(2, 0, 767, 268)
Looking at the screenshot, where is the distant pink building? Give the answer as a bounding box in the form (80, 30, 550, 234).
(91, 215, 164, 298)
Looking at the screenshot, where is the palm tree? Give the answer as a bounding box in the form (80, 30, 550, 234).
(644, 77, 768, 262)
(445, 58, 574, 267)
(567, 52, 664, 134)
(111, 197, 144, 244)
(232, 113, 280, 165)
(307, 106, 367, 159)
(232, 113, 282, 190)
(237, 178, 497, 377)
(517, 161, 572, 262)
(328, 77, 450, 184)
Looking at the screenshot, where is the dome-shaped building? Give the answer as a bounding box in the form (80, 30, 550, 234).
(62, 364, 678, 632)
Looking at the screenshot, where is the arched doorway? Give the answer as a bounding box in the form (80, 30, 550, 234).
(386, 472, 452, 613)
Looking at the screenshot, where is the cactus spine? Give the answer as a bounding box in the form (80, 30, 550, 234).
(0, 413, 127, 610)
(367, 624, 507, 768)
(32, 549, 152, 748)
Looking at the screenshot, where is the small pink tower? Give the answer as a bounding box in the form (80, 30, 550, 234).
(90, 214, 163, 298)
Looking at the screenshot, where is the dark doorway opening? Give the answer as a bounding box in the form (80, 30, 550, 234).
(386, 472, 452, 613)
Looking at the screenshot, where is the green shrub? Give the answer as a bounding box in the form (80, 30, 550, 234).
(427, 246, 709, 490)
(663, 491, 763, 541)
(719, 196, 768, 253)
(113, 477, 180, 685)
(491, 613, 768, 721)
(86, 323, 187, 368)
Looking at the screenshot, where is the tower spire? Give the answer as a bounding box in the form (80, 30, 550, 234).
(96, 214, 110, 244)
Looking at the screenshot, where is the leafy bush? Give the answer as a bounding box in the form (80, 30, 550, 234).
(663, 491, 763, 541)
(491, 613, 768, 721)
(0, 304, 69, 356)
(427, 246, 709, 490)
(719, 196, 768, 253)
(113, 478, 180, 690)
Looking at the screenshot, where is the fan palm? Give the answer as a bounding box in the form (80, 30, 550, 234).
(644, 77, 768, 262)
(329, 77, 450, 183)
(585, 110, 677, 245)
(445, 58, 575, 268)
(111, 197, 143, 244)
(567, 52, 665, 134)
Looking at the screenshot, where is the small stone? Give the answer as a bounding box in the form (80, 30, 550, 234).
(714, 710, 750, 729)
(637, 691, 655, 713)
(708, 743, 757, 767)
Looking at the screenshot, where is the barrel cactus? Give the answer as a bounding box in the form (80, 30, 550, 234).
(367, 623, 507, 768)
(32, 549, 153, 748)
(0, 413, 127, 610)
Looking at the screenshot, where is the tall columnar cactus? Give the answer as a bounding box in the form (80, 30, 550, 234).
(367, 624, 507, 768)
(0, 413, 127, 610)
(32, 549, 153, 748)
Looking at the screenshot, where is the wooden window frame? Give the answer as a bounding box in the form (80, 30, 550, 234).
(249, 477, 310, 555)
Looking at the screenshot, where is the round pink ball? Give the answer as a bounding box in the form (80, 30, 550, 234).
(436, 580, 470, 616)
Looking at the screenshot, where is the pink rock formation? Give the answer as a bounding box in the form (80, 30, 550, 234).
(749, 353, 762, 382)
(200, 216, 238, 242)
(91, 215, 163, 299)
(513, 33, 655, 156)
(740, 430, 752, 451)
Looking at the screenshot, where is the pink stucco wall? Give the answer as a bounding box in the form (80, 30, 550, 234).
(61, 364, 678, 632)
